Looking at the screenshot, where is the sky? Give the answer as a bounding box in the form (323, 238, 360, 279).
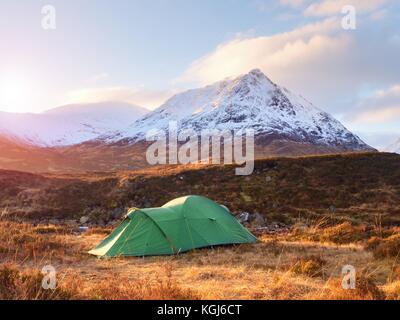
(0, 0, 399, 149)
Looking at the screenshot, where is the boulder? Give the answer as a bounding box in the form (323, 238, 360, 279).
(238, 212, 250, 223)
(80, 216, 90, 224)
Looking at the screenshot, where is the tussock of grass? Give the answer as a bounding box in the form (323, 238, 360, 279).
(315, 272, 385, 300)
(366, 234, 400, 259)
(0, 264, 78, 300)
(287, 255, 327, 278)
(289, 222, 372, 244)
(384, 281, 400, 300)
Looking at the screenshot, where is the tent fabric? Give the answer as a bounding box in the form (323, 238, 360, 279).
(89, 195, 257, 257)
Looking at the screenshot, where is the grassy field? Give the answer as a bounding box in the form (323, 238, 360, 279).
(1, 218, 400, 300)
(1, 152, 400, 300)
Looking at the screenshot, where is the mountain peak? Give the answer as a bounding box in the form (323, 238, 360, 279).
(236, 69, 275, 90)
(248, 68, 264, 77)
(110, 71, 373, 153)
(248, 68, 273, 81)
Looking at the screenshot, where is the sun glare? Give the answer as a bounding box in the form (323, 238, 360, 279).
(0, 74, 35, 113)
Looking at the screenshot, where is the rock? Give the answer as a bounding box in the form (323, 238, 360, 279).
(253, 221, 290, 235)
(265, 176, 272, 183)
(238, 212, 250, 223)
(252, 212, 266, 227)
(80, 216, 90, 224)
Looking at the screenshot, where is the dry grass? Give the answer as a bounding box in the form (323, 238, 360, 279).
(85, 264, 199, 300)
(366, 234, 400, 259)
(0, 153, 399, 299)
(312, 272, 385, 300)
(0, 264, 79, 300)
(1, 219, 400, 300)
(288, 221, 374, 244)
(286, 255, 327, 278)
(0, 220, 84, 262)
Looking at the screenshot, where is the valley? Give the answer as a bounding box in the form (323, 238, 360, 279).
(0, 71, 398, 300)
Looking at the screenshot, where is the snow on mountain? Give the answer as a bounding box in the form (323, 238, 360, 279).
(106, 69, 373, 151)
(386, 139, 400, 154)
(0, 102, 148, 147)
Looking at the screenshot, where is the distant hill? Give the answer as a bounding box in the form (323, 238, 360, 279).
(0, 101, 148, 147)
(0, 70, 376, 173)
(386, 138, 400, 154)
(1, 152, 399, 226)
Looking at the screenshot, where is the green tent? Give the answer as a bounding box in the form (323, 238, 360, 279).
(89, 195, 257, 257)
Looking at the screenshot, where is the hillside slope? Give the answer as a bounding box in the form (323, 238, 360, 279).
(1, 152, 399, 226)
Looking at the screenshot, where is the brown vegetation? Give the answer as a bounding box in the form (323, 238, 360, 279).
(0, 152, 399, 300)
(1, 219, 399, 300)
(1, 152, 399, 226)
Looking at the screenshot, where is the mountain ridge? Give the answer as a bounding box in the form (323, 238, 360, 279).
(101, 69, 374, 153)
(0, 101, 148, 147)
(0, 69, 377, 172)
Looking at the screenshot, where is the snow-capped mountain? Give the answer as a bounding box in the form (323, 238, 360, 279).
(105, 69, 373, 151)
(0, 102, 148, 147)
(386, 139, 400, 154)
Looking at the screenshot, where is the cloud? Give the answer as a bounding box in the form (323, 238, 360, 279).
(352, 107, 400, 124)
(177, 15, 400, 116)
(376, 84, 400, 98)
(343, 83, 400, 149)
(178, 17, 343, 85)
(279, 0, 306, 8)
(347, 84, 400, 124)
(65, 86, 176, 110)
(304, 0, 389, 17)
